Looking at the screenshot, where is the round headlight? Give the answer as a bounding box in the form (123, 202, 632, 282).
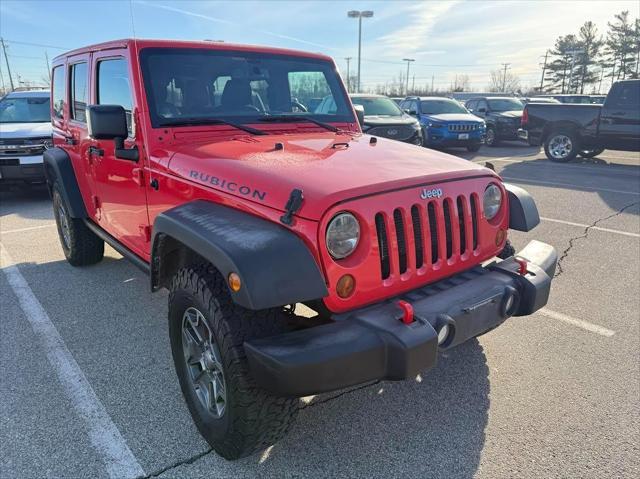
(326, 212, 360, 259)
(483, 183, 503, 220)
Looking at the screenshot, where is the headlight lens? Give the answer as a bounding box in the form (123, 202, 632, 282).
(428, 122, 444, 128)
(483, 184, 503, 220)
(326, 212, 360, 259)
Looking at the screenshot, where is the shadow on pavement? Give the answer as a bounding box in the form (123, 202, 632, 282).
(0, 183, 52, 221)
(247, 339, 489, 478)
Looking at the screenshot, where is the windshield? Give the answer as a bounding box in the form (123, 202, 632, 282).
(420, 99, 468, 115)
(488, 98, 523, 111)
(351, 96, 403, 116)
(0, 95, 50, 123)
(140, 48, 353, 127)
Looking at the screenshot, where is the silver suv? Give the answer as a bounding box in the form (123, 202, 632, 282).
(0, 90, 52, 184)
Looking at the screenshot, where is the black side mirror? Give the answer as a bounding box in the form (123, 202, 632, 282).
(353, 104, 365, 126)
(87, 105, 138, 162)
(477, 107, 487, 113)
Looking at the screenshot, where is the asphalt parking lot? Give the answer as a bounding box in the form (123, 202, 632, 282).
(1, 143, 639, 479)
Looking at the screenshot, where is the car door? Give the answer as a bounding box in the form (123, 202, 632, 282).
(89, 50, 150, 257)
(599, 81, 640, 151)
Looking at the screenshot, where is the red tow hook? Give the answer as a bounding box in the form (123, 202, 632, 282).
(397, 300, 414, 324)
(515, 257, 528, 275)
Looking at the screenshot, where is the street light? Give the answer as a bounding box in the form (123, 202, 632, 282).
(348, 10, 373, 93)
(403, 58, 415, 95)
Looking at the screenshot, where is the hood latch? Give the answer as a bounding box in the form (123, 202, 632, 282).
(280, 189, 304, 226)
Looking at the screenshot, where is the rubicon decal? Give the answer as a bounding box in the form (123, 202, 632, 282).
(189, 170, 267, 201)
(420, 187, 443, 199)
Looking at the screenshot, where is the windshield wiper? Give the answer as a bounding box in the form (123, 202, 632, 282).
(257, 115, 340, 133)
(158, 118, 267, 135)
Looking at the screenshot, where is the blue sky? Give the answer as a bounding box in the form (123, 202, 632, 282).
(1, 0, 639, 91)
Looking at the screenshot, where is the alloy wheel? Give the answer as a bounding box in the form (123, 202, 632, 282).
(182, 307, 227, 419)
(549, 134, 573, 160)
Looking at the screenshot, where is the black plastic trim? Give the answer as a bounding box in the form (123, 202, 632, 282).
(83, 220, 150, 275)
(504, 183, 540, 232)
(43, 147, 88, 218)
(151, 200, 328, 310)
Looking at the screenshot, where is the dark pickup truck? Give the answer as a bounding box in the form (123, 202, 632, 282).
(520, 79, 640, 162)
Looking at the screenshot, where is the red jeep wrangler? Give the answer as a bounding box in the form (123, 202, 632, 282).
(44, 39, 556, 459)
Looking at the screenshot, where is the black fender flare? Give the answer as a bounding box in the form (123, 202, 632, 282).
(504, 183, 540, 232)
(151, 200, 328, 310)
(43, 147, 88, 218)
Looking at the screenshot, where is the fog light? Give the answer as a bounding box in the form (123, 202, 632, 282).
(500, 286, 520, 317)
(495, 229, 507, 246)
(336, 274, 355, 298)
(504, 294, 515, 314)
(228, 272, 242, 292)
(437, 323, 450, 345)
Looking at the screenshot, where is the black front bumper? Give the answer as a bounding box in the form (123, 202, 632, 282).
(245, 240, 557, 397)
(0, 162, 45, 182)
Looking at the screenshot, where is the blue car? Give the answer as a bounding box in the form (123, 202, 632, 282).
(399, 97, 486, 152)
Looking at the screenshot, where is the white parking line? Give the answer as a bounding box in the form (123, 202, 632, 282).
(0, 244, 145, 479)
(0, 223, 56, 235)
(502, 176, 640, 196)
(539, 308, 615, 337)
(540, 217, 640, 238)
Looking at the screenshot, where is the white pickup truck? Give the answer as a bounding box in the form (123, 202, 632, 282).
(0, 90, 52, 184)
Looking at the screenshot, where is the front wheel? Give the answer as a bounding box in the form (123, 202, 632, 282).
(466, 143, 481, 152)
(168, 264, 298, 460)
(485, 127, 499, 147)
(578, 148, 605, 158)
(544, 130, 580, 162)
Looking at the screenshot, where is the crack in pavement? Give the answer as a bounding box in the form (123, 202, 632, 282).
(555, 200, 640, 278)
(135, 448, 214, 479)
(299, 380, 381, 410)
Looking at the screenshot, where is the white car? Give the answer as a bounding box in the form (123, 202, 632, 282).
(0, 90, 52, 184)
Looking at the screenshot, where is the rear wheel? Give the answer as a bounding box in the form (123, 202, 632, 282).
(169, 264, 298, 460)
(578, 148, 605, 158)
(544, 130, 580, 162)
(52, 183, 104, 266)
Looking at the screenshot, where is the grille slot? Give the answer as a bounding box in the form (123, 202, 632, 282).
(393, 209, 407, 274)
(411, 205, 424, 269)
(427, 202, 439, 264)
(375, 213, 390, 279)
(457, 196, 467, 255)
(448, 123, 476, 132)
(373, 193, 480, 281)
(470, 195, 479, 250)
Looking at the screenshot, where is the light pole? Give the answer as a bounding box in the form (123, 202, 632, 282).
(403, 58, 415, 95)
(345, 57, 352, 92)
(347, 10, 373, 93)
(566, 49, 584, 94)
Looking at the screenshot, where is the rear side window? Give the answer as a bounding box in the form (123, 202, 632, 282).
(97, 58, 133, 134)
(606, 82, 640, 109)
(52, 66, 65, 119)
(70, 62, 88, 122)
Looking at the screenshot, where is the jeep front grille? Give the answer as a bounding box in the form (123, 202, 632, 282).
(374, 194, 480, 280)
(448, 123, 478, 132)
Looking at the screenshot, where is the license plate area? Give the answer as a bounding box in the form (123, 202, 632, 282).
(458, 133, 469, 140)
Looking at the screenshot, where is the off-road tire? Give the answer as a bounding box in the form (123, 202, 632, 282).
(485, 127, 499, 147)
(168, 264, 298, 460)
(52, 183, 104, 266)
(466, 143, 481, 152)
(544, 129, 580, 162)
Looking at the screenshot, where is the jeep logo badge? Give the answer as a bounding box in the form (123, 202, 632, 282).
(420, 187, 443, 199)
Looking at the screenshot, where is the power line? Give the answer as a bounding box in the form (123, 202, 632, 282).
(1, 39, 70, 50)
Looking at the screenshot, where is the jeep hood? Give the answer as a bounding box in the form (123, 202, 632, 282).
(167, 132, 495, 221)
(0, 122, 52, 138)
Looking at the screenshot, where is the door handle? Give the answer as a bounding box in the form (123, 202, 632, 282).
(88, 146, 104, 157)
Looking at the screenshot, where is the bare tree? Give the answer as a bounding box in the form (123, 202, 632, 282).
(487, 69, 520, 93)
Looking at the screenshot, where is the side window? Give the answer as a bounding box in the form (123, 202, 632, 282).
(70, 62, 88, 122)
(478, 100, 488, 111)
(52, 66, 65, 119)
(606, 83, 640, 110)
(97, 58, 133, 134)
(409, 100, 418, 113)
(467, 100, 477, 111)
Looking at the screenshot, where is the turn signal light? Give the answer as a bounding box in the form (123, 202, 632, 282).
(336, 274, 355, 298)
(495, 229, 507, 246)
(228, 272, 242, 292)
